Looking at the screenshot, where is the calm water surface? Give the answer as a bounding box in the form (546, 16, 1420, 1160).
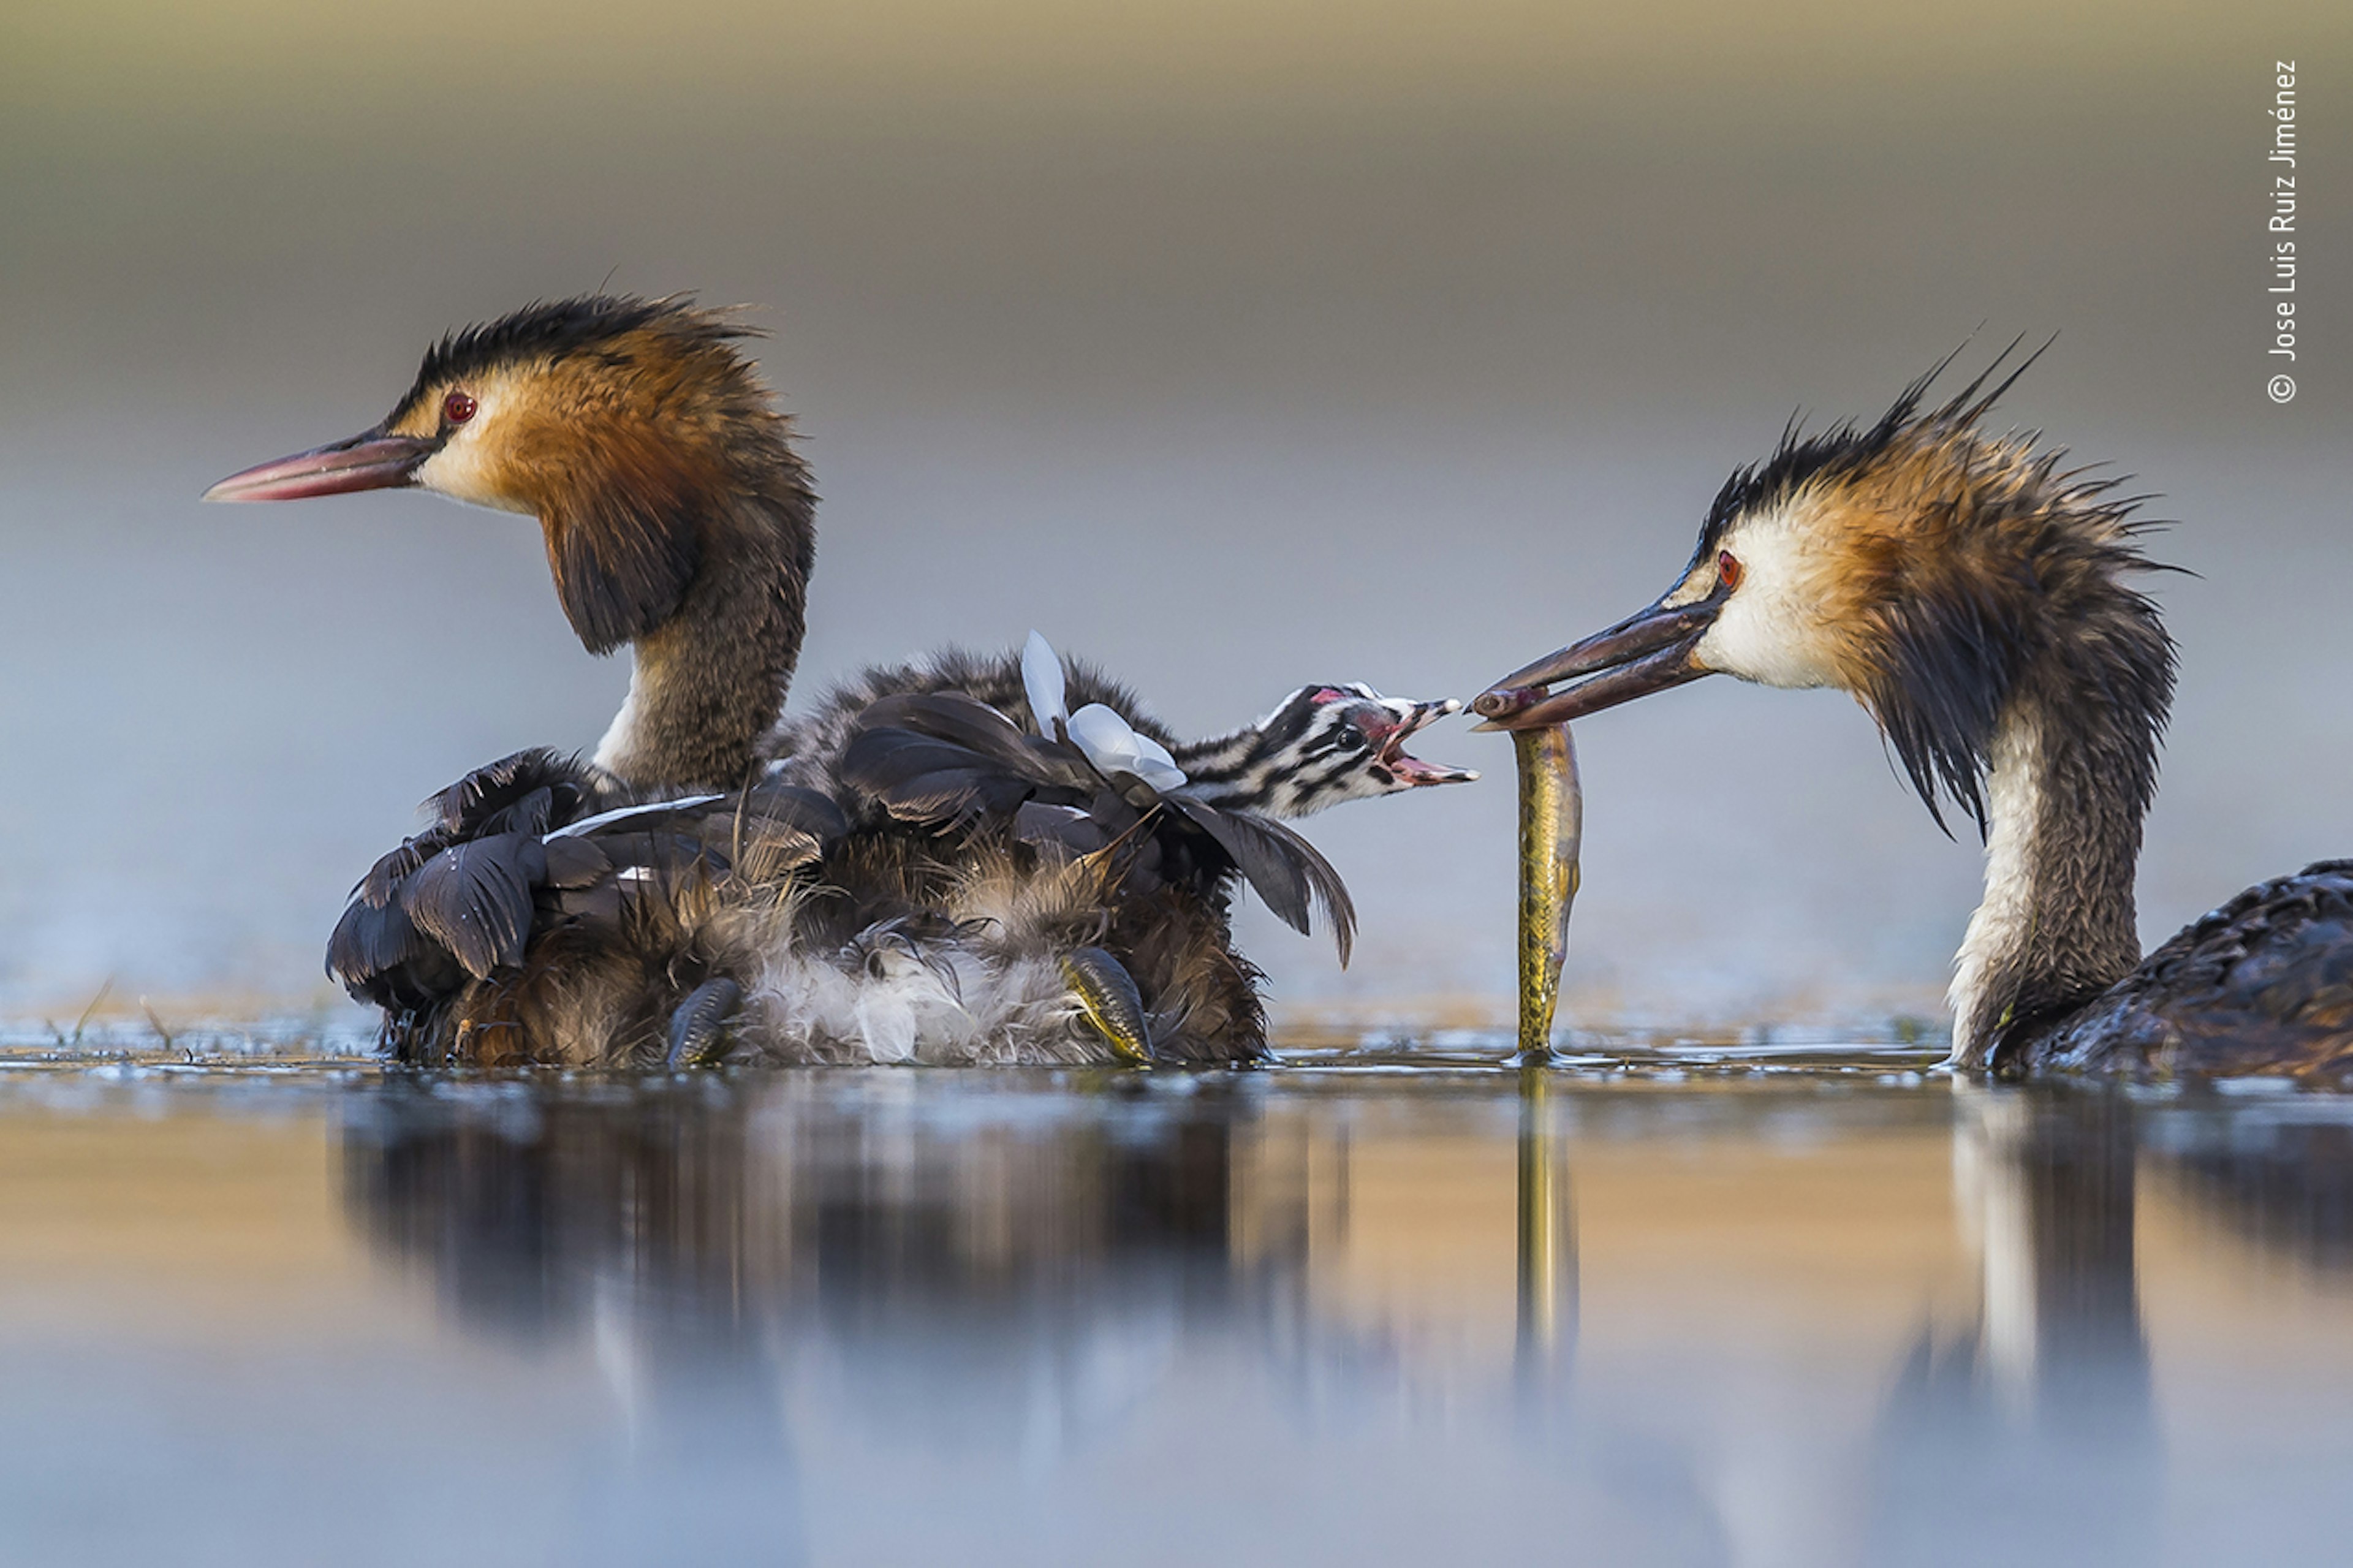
(1, 1042, 2349, 1567)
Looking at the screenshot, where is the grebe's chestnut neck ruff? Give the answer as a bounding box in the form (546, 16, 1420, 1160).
(207, 295, 816, 793)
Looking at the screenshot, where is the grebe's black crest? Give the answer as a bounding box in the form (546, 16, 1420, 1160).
(1696, 339, 2049, 559)
(1673, 341, 2173, 837)
(387, 293, 761, 431)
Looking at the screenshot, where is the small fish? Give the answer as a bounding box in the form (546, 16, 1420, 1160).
(666, 976, 743, 1069)
(1511, 716, 1583, 1059)
(1062, 945, 1156, 1065)
(1472, 684, 1548, 724)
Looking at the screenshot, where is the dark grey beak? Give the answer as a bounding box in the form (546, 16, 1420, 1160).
(1471, 590, 1725, 731)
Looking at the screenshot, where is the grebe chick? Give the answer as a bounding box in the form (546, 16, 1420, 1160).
(1476, 349, 2351, 1078)
(741, 649, 1474, 1064)
(772, 634, 1476, 825)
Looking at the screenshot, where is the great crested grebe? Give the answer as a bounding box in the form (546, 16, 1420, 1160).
(205, 295, 1475, 1066)
(1476, 352, 2352, 1077)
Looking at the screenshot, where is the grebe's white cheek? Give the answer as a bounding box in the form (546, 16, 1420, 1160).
(1697, 588, 1839, 689)
(414, 399, 535, 515)
(1686, 504, 1846, 689)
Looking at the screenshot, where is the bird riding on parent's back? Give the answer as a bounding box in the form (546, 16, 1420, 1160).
(205, 294, 1479, 1067)
(1477, 346, 2352, 1078)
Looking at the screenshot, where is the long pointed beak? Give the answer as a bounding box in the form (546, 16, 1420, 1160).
(1471, 592, 1724, 731)
(202, 428, 434, 502)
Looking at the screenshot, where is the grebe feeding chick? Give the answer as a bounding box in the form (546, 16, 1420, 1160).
(205, 295, 1476, 1066)
(1477, 351, 2352, 1078)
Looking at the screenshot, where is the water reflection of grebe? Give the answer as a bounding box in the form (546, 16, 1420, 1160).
(2140, 1095, 2353, 1278)
(339, 1077, 1330, 1561)
(345, 1074, 2353, 1561)
(336, 1073, 1592, 1427)
(1868, 1086, 2353, 1567)
(343, 1077, 1316, 1412)
(1866, 1091, 2153, 1566)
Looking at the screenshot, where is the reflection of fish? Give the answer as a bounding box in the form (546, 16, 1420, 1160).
(1511, 717, 1582, 1059)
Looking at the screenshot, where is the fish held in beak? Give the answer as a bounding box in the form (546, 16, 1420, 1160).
(1510, 719, 1582, 1062)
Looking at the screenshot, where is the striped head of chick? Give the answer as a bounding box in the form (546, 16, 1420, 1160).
(1477, 342, 2173, 833)
(1176, 684, 1480, 820)
(205, 293, 816, 657)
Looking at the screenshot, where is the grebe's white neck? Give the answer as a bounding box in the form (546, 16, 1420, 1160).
(1947, 680, 2149, 1069)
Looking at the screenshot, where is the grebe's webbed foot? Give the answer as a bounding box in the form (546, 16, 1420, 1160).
(666, 977, 743, 1068)
(1061, 946, 1156, 1065)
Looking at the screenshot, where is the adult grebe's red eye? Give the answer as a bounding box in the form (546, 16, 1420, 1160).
(1718, 550, 1742, 591)
(442, 390, 478, 425)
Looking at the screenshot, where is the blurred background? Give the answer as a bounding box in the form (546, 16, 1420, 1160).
(1, 0, 2343, 1028)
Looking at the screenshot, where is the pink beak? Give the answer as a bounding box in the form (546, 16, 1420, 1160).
(202, 428, 435, 503)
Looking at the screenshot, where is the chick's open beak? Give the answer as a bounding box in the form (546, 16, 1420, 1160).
(202, 428, 436, 503)
(1471, 591, 1725, 731)
(1367, 699, 1481, 786)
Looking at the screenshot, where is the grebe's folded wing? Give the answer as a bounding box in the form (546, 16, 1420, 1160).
(1165, 797, 1357, 965)
(329, 751, 849, 1005)
(839, 691, 1098, 824)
